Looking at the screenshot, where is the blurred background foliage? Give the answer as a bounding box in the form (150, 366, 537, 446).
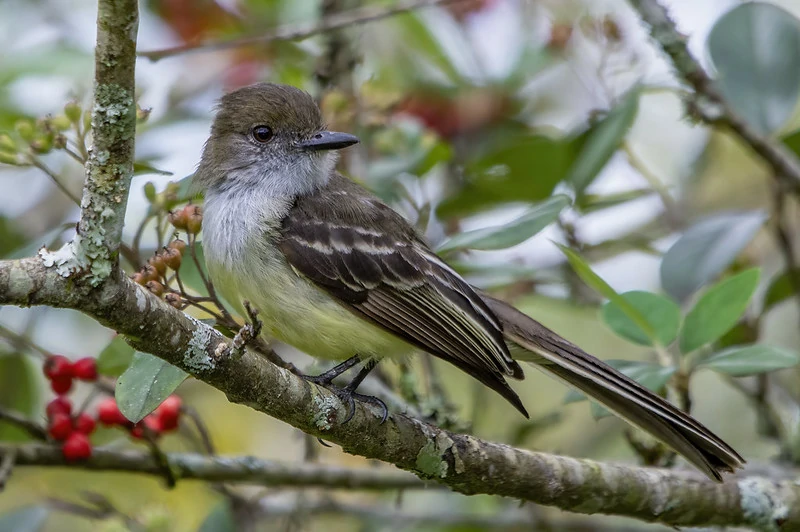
(2, 0, 800, 530)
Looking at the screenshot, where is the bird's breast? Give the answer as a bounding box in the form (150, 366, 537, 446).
(201, 193, 408, 361)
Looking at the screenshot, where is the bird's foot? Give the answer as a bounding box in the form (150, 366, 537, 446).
(332, 385, 389, 425)
(301, 357, 389, 424)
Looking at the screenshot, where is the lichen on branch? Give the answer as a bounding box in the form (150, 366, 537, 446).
(39, 0, 139, 285)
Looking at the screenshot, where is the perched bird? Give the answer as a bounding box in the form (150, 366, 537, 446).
(196, 83, 744, 481)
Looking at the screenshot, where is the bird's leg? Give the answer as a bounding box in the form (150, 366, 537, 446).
(301, 355, 361, 386)
(303, 357, 389, 425)
(336, 360, 389, 424)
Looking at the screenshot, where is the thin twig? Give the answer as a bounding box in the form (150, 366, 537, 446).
(28, 158, 81, 206)
(0, 447, 16, 490)
(182, 405, 216, 455)
(0, 443, 430, 490)
(139, 0, 463, 61)
(0, 407, 48, 440)
(0, 323, 51, 359)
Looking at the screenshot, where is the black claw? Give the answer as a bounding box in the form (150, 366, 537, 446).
(317, 438, 332, 448)
(302, 357, 390, 425)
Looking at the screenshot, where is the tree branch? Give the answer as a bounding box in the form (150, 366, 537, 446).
(0, 443, 427, 490)
(138, 0, 460, 62)
(0, 257, 797, 529)
(629, 0, 800, 193)
(38, 0, 139, 286)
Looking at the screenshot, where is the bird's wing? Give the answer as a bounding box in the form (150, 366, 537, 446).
(278, 174, 527, 416)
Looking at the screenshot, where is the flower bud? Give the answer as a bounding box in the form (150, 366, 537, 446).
(0, 133, 15, 152)
(83, 110, 92, 131)
(136, 105, 151, 123)
(164, 293, 183, 308)
(14, 120, 35, 142)
(148, 253, 167, 276)
(30, 135, 53, 154)
(163, 247, 182, 270)
(140, 264, 160, 283)
(0, 151, 21, 165)
(168, 239, 187, 255)
(145, 280, 165, 297)
(53, 134, 67, 150)
(64, 101, 82, 123)
(51, 114, 72, 131)
(143, 182, 157, 203)
(185, 205, 203, 234)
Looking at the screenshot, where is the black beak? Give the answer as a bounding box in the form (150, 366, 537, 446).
(297, 131, 359, 151)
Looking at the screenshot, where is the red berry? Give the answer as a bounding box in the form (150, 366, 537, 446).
(72, 357, 98, 381)
(50, 375, 73, 395)
(62, 432, 92, 461)
(130, 425, 145, 439)
(144, 414, 163, 433)
(97, 398, 130, 426)
(73, 413, 96, 435)
(43, 355, 73, 380)
(48, 413, 73, 441)
(155, 395, 182, 432)
(46, 396, 72, 418)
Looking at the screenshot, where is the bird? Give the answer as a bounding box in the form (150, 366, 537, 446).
(194, 82, 744, 482)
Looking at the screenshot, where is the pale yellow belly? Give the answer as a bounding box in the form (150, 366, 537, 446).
(207, 248, 410, 362)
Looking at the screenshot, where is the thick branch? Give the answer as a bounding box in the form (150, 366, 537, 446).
(0, 444, 426, 490)
(39, 0, 139, 285)
(0, 257, 797, 529)
(139, 0, 458, 61)
(629, 0, 800, 193)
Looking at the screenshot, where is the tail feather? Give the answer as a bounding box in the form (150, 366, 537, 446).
(482, 294, 745, 482)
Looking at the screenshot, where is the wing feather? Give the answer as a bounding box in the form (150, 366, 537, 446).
(278, 174, 527, 416)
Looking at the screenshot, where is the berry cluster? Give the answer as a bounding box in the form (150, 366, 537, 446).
(45, 396, 95, 461)
(43, 355, 97, 395)
(132, 238, 188, 308)
(42, 355, 99, 461)
(42, 355, 182, 460)
(167, 204, 202, 235)
(97, 395, 182, 439)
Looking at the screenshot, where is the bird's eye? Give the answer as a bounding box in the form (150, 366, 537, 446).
(252, 125, 273, 143)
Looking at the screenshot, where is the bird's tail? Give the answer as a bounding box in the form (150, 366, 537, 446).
(482, 295, 745, 482)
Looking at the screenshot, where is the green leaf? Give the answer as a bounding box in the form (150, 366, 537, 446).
(708, 3, 800, 135)
(0, 354, 38, 442)
(764, 268, 800, 311)
(96, 336, 135, 377)
(134, 160, 173, 176)
(600, 291, 681, 347)
(197, 501, 236, 532)
(565, 360, 676, 419)
(557, 245, 657, 342)
(438, 133, 576, 217)
(0, 506, 48, 532)
(576, 188, 655, 213)
(566, 87, 640, 195)
(697, 344, 800, 376)
(660, 211, 766, 301)
(116, 352, 188, 423)
(437, 195, 570, 253)
(679, 268, 761, 354)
